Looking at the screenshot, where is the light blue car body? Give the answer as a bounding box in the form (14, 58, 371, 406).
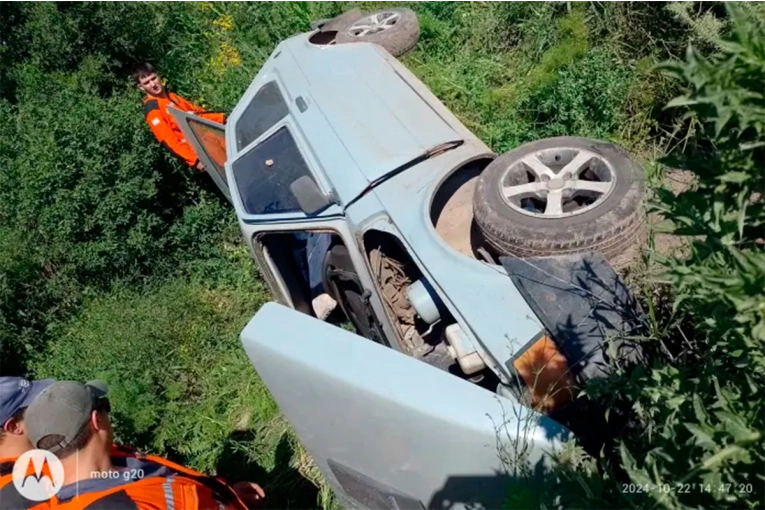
(173, 31, 572, 509)
(223, 34, 546, 377)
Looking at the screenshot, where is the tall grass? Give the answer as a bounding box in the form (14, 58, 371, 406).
(1, 2, 762, 508)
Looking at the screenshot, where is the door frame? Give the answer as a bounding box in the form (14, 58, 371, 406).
(240, 218, 405, 353)
(167, 105, 232, 202)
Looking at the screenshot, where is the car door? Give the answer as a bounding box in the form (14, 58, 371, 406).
(168, 106, 232, 203)
(241, 302, 571, 510)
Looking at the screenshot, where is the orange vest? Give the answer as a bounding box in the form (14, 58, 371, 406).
(0, 456, 15, 488)
(143, 92, 226, 169)
(0, 455, 48, 510)
(12, 445, 247, 510)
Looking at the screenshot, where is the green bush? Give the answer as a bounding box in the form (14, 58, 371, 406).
(521, 48, 633, 140)
(32, 245, 269, 460)
(0, 3, 244, 373)
(564, 7, 765, 509)
(3, 2, 762, 509)
(31, 249, 327, 507)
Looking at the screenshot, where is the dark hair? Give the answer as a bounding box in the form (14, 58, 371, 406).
(132, 62, 157, 84)
(0, 407, 26, 442)
(37, 424, 93, 460)
(37, 399, 109, 458)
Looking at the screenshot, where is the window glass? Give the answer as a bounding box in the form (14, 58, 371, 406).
(188, 119, 227, 184)
(233, 127, 320, 215)
(235, 81, 289, 151)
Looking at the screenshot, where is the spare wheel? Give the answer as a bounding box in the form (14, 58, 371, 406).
(335, 8, 420, 57)
(313, 8, 363, 32)
(472, 137, 645, 263)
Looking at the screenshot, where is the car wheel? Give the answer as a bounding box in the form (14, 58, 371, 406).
(310, 18, 333, 31)
(322, 243, 386, 344)
(473, 137, 645, 263)
(313, 8, 363, 33)
(335, 8, 420, 57)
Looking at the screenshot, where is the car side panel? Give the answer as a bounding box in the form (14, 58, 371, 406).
(345, 142, 547, 382)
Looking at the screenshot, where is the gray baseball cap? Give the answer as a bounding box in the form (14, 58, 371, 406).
(25, 380, 109, 453)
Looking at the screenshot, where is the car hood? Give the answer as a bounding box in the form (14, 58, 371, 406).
(279, 35, 463, 204)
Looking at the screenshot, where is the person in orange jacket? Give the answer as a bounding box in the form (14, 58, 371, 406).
(134, 63, 226, 172)
(0, 376, 55, 501)
(0, 377, 54, 463)
(20, 380, 265, 510)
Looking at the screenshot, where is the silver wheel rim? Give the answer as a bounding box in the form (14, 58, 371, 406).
(499, 148, 616, 219)
(347, 12, 400, 37)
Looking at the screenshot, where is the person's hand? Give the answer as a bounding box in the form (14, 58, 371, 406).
(232, 481, 265, 507)
(195, 160, 205, 172)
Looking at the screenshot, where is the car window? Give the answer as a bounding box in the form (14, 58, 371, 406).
(188, 118, 227, 185)
(233, 126, 319, 215)
(235, 81, 289, 151)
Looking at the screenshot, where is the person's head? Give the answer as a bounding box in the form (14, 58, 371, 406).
(25, 381, 112, 461)
(133, 62, 164, 97)
(0, 377, 54, 456)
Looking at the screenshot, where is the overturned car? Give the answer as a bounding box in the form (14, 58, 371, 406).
(171, 8, 647, 509)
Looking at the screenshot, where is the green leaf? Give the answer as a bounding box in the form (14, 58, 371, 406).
(701, 445, 745, 470)
(715, 411, 758, 442)
(693, 393, 710, 426)
(740, 141, 765, 150)
(620, 443, 653, 487)
(665, 96, 698, 109)
(715, 109, 733, 137)
(667, 396, 686, 410)
(701, 470, 723, 497)
(685, 423, 715, 449)
(719, 172, 751, 183)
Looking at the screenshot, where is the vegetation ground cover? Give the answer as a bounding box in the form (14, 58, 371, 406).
(0, 2, 762, 508)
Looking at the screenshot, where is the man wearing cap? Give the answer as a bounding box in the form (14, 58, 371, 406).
(0, 377, 54, 463)
(0, 377, 55, 510)
(25, 380, 264, 509)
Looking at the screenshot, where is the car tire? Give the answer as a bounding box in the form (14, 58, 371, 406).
(310, 18, 333, 31)
(335, 8, 420, 57)
(322, 243, 385, 344)
(473, 137, 645, 262)
(314, 8, 363, 33)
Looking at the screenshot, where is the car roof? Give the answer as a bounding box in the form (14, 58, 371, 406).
(228, 33, 463, 206)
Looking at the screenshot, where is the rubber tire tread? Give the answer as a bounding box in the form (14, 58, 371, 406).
(318, 8, 363, 32)
(310, 18, 333, 31)
(322, 243, 377, 340)
(473, 137, 645, 261)
(335, 8, 420, 57)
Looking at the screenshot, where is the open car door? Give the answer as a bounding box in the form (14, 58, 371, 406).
(168, 105, 231, 203)
(241, 303, 571, 510)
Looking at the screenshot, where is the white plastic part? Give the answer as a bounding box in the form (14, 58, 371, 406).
(445, 324, 486, 375)
(406, 279, 441, 324)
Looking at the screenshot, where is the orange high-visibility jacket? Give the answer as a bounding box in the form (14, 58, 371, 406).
(0, 456, 15, 488)
(143, 92, 226, 170)
(5, 446, 247, 510)
(0, 455, 50, 510)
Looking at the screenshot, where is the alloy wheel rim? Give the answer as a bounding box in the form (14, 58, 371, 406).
(347, 12, 401, 37)
(499, 148, 616, 219)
